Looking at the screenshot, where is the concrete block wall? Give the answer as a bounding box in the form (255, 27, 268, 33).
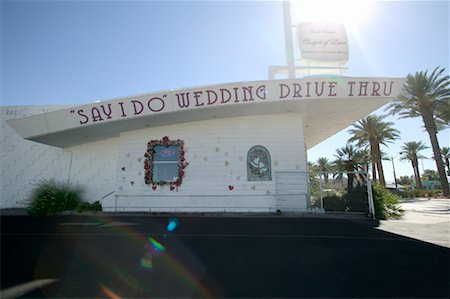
(112, 113, 308, 212)
(1, 106, 119, 209)
(66, 137, 119, 204)
(1, 106, 70, 208)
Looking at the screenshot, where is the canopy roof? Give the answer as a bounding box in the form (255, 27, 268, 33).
(7, 77, 404, 149)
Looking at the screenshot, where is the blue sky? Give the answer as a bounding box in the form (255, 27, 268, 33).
(1, 0, 449, 183)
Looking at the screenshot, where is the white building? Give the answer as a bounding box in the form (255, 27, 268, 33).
(2, 77, 404, 213)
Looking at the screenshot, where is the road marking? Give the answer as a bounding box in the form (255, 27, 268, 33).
(100, 221, 139, 227)
(1, 232, 420, 242)
(60, 222, 101, 226)
(59, 221, 139, 227)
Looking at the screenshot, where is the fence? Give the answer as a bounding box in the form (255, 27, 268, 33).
(310, 171, 375, 218)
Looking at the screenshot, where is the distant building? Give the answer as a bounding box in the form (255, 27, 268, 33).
(411, 180, 441, 190)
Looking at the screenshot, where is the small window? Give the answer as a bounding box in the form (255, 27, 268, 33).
(144, 136, 188, 187)
(247, 145, 271, 181)
(152, 145, 180, 183)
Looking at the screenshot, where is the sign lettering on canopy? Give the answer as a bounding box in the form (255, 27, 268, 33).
(67, 78, 403, 127)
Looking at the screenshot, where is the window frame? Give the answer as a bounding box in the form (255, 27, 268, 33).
(247, 145, 272, 181)
(144, 136, 188, 187)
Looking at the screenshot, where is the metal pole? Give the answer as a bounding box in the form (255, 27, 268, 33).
(283, 1, 295, 79)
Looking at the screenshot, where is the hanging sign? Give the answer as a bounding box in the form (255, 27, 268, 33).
(297, 22, 349, 65)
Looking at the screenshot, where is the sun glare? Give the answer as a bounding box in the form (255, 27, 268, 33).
(290, 0, 375, 29)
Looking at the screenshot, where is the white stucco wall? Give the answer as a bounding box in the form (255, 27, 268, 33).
(2, 106, 308, 212)
(1, 106, 69, 208)
(1, 106, 118, 208)
(110, 113, 308, 212)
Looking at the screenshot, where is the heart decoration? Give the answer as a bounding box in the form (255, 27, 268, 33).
(251, 185, 256, 191)
(152, 185, 157, 191)
(170, 185, 175, 191)
(138, 157, 142, 162)
(228, 185, 234, 191)
(121, 167, 126, 171)
(130, 181, 134, 186)
(225, 161, 230, 166)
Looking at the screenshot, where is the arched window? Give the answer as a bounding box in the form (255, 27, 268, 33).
(247, 145, 271, 181)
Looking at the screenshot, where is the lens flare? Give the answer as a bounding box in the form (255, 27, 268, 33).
(100, 285, 122, 299)
(140, 252, 153, 269)
(148, 237, 165, 251)
(167, 218, 179, 232)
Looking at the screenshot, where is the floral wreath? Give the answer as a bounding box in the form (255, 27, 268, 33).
(144, 136, 189, 189)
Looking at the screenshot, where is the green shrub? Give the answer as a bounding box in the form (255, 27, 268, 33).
(426, 189, 442, 197)
(346, 188, 368, 212)
(372, 184, 403, 220)
(323, 195, 348, 211)
(410, 189, 428, 198)
(27, 179, 85, 216)
(76, 201, 102, 212)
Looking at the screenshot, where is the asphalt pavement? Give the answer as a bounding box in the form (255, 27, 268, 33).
(1, 213, 449, 298)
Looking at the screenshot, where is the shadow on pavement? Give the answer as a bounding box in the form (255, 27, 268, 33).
(1, 215, 449, 298)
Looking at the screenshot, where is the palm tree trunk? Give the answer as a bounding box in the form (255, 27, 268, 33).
(375, 144, 386, 187)
(371, 161, 377, 183)
(412, 159, 422, 189)
(377, 160, 386, 187)
(370, 141, 377, 183)
(445, 158, 450, 174)
(422, 109, 450, 197)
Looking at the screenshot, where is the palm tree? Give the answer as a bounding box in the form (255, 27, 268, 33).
(334, 144, 360, 189)
(307, 161, 320, 195)
(354, 148, 370, 185)
(348, 114, 399, 187)
(386, 67, 450, 196)
(442, 147, 450, 175)
(399, 141, 428, 189)
(316, 157, 332, 185)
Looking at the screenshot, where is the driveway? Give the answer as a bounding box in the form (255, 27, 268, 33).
(2, 214, 449, 298)
(377, 198, 450, 248)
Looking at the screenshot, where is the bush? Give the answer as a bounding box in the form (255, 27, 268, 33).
(372, 184, 403, 220)
(396, 189, 442, 198)
(323, 187, 368, 212)
(27, 179, 85, 216)
(323, 194, 348, 211)
(76, 201, 102, 212)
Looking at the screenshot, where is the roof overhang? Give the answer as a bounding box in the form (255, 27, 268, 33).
(7, 77, 405, 149)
